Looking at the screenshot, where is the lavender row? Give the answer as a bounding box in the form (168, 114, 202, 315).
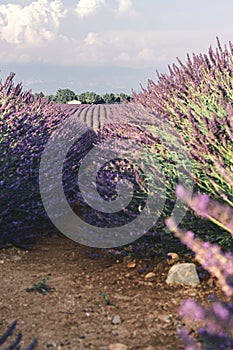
(0, 73, 96, 247)
(133, 37, 233, 206)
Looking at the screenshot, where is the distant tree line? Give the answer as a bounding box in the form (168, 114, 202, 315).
(34, 88, 131, 104)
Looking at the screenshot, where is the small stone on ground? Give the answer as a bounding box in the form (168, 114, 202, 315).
(108, 343, 128, 350)
(166, 263, 200, 286)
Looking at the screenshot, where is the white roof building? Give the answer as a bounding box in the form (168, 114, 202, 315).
(67, 100, 82, 104)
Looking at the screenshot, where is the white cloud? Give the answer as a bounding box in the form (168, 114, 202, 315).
(116, 0, 138, 17)
(84, 32, 104, 46)
(75, 0, 105, 17)
(0, 2, 216, 71)
(117, 52, 131, 62)
(116, 48, 155, 66)
(137, 48, 155, 61)
(0, 0, 66, 45)
(74, 31, 157, 67)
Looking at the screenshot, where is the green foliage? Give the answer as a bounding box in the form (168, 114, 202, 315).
(76, 91, 131, 104)
(134, 37, 233, 206)
(46, 94, 56, 102)
(26, 276, 51, 295)
(34, 90, 131, 104)
(34, 91, 45, 98)
(95, 114, 192, 234)
(77, 91, 104, 104)
(118, 93, 131, 102)
(54, 88, 76, 103)
(102, 93, 117, 104)
(99, 292, 114, 305)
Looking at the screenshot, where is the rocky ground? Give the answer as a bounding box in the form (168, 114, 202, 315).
(0, 233, 227, 350)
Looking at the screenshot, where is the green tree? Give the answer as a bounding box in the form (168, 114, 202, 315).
(118, 93, 131, 102)
(102, 93, 116, 104)
(55, 88, 76, 104)
(34, 91, 45, 98)
(76, 92, 87, 104)
(77, 92, 104, 104)
(46, 94, 56, 102)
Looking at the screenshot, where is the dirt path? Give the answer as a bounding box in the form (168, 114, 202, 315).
(0, 234, 225, 350)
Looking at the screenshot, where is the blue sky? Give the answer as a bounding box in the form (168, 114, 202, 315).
(0, 0, 233, 94)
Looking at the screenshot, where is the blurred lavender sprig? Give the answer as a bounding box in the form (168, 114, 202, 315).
(178, 299, 233, 350)
(176, 185, 233, 235)
(0, 320, 37, 349)
(167, 185, 233, 296)
(167, 216, 233, 297)
(167, 185, 233, 349)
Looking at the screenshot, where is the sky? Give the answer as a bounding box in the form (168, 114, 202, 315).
(0, 0, 233, 95)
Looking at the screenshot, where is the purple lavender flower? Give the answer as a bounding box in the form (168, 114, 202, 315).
(133, 37, 233, 206)
(0, 73, 97, 246)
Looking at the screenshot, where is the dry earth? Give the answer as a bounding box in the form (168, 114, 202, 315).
(0, 233, 227, 350)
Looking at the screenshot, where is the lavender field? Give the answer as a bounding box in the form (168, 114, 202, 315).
(0, 38, 233, 349)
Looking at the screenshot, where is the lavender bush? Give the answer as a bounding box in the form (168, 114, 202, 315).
(79, 117, 192, 232)
(133, 37, 233, 206)
(167, 186, 233, 349)
(0, 73, 96, 247)
(132, 36, 233, 349)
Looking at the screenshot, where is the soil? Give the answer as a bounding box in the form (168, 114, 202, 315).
(0, 232, 227, 350)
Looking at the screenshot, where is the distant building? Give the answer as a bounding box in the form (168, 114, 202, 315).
(67, 100, 82, 104)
